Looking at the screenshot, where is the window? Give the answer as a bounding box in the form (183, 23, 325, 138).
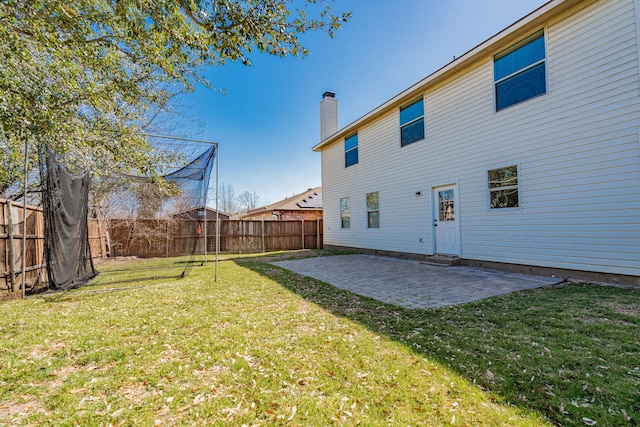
(438, 189, 455, 221)
(345, 134, 358, 167)
(494, 30, 546, 111)
(366, 192, 379, 228)
(400, 99, 425, 147)
(488, 166, 519, 209)
(340, 197, 351, 228)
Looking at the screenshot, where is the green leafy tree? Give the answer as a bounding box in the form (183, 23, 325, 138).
(0, 0, 350, 197)
(0, 133, 27, 199)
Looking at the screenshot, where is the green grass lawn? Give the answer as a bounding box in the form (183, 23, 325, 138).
(1, 251, 638, 426)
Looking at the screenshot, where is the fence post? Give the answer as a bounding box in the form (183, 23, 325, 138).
(261, 217, 265, 253)
(166, 219, 170, 258)
(97, 219, 105, 259)
(20, 200, 27, 297)
(105, 219, 112, 258)
(316, 219, 320, 250)
(301, 219, 305, 250)
(6, 201, 17, 292)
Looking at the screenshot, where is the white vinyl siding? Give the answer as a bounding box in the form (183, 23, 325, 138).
(321, 0, 640, 276)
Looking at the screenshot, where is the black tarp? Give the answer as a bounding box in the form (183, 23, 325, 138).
(41, 149, 96, 290)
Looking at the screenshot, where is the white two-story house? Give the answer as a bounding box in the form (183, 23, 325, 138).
(313, 0, 640, 285)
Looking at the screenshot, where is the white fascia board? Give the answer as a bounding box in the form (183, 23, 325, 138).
(313, 0, 593, 152)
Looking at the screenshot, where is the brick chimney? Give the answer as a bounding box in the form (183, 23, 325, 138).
(320, 91, 338, 141)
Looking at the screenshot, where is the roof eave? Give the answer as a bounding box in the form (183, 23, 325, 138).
(312, 0, 592, 152)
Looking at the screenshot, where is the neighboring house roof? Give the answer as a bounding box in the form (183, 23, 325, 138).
(171, 206, 230, 218)
(242, 187, 322, 217)
(295, 189, 323, 209)
(312, 0, 588, 152)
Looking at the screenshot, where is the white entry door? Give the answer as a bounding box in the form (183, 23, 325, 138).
(433, 185, 460, 256)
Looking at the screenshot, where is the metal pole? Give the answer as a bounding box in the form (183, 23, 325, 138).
(215, 145, 219, 282)
(141, 133, 217, 145)
(203, 174, 207, 266)
(6, 200, 17, 292)
(21, 139, 28, 298)
(97, 219, 104, 259)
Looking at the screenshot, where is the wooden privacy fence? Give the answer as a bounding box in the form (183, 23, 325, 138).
(88, 217, 111, 260)
(108, 219, 324, 258)
(0, 200, 46, 293)
(221, 219, 323, 254)
(0, 199, 109, 295)
(2, 210, 322, 293)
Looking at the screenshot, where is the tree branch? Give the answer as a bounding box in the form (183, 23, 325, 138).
(177, 0, 209, 29)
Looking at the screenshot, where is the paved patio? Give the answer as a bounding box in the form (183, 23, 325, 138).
(272, 254, 564, 309)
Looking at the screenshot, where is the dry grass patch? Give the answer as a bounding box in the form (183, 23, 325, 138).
(0, 400, 46, 424)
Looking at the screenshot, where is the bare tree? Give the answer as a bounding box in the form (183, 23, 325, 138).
(219, 182, 239, 214)
(238, 191, 261, 211)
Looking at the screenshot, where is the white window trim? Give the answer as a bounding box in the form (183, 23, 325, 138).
(486, 163, 523, 212)
(366, 191, 380, 229)
(492, 28, 549, 113)
(399, 97, 426, 147)
(340, 197, 351, 229)
(344, 134, 359, 168)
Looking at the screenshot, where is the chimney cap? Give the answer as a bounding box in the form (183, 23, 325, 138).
(322, 91, 336, 99)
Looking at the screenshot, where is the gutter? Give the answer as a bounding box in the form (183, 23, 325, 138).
(312, 0, 594, 152)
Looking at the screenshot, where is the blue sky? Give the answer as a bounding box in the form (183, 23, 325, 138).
(182, 0, 548, 206)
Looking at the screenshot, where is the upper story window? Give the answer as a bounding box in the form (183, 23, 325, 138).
(400, 99, 425, 147)
(494, 30, 546, 111)
(488, 165, 519, 209)
(366, 192, 379, 228)
(344, 133, 358, 167)
(340, 197, 351, 228)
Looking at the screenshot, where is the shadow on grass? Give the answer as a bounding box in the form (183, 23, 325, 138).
(236, 251, 640, 427)
(32, 263, 209, 304)
(83, 274, 185, 288)
(83, 256, 210, 288)
(37, 256, 236, 301)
